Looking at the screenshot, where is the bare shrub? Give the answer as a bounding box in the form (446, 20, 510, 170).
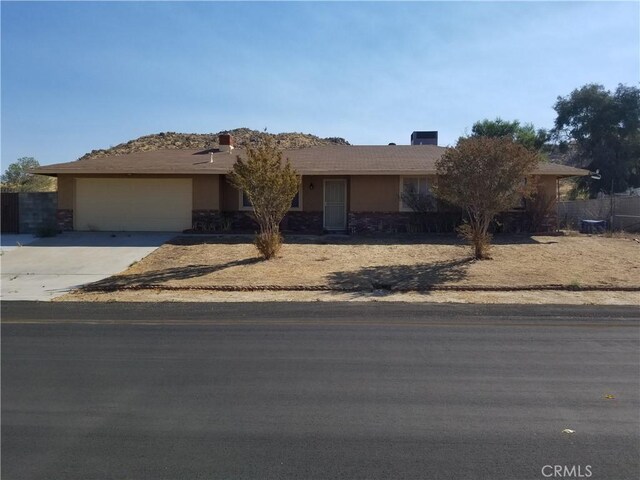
(457, 222, 491, 259)
(526, 192, 557, 233)
(435, 136, 540, 259)
(254, 231, 283, 259)
(227, 136, 299, 260)
(399, 190, 438, 233)
(399, 191, 437, 214)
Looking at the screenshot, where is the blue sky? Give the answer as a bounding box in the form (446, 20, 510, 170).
(2, 1, 639, 168)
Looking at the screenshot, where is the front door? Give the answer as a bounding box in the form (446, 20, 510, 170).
(323, 179, 347, 231)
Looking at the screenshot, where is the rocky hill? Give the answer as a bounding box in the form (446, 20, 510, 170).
(79, 128, 350, 160)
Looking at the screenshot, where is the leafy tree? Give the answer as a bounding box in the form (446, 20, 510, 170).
(227, 136, 300, 259)
(471, 118, 549, 151)
(435, 137, 540, 259)
(553, 83, 640, 196)
(1, 157, 55, 192)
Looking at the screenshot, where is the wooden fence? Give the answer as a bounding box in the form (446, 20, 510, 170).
(1, 193, 20, 233)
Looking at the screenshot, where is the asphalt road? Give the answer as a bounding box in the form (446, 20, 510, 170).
(2, 302, 639, 480)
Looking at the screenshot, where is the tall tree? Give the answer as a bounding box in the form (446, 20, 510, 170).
(553, 83, 640, 196)
(1, 157, 55, 192)
(471, 118, 549, 151)
(435, 137, 540, 259)
(227, 136, 300, 260)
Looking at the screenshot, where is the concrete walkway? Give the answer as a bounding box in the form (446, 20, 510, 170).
(1, 232, 175, 301)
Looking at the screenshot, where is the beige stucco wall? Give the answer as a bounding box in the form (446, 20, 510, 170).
(536, 175, 557, 199)
(56, 173, 562, 216)
(349, 175, 439, 212)
(221, 175, 348, 213)
(220, 175, 239, 211)
(301, 176, 341, 212)
(56, 174, 221, 211)
(192, 175, 219, 210)
(57, 175, 75, 210)
(350, 175, 400, 212)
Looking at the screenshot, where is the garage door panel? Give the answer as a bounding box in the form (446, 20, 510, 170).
(75, 178, 192, 232)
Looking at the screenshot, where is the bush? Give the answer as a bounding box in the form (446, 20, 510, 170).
(35, 225, 58, 238)
(457, 222, 491, 259)
(435, 136, 539, 259)
(254, 230, 282, 259)
(227, 135, 299, 260)
(526, 192, 557, 233)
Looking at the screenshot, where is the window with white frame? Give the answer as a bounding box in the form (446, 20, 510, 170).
(399, 176, 435, 212)
(239, 189, 301, 211)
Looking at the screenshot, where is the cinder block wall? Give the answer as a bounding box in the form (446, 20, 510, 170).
(18, 192, 58, 233)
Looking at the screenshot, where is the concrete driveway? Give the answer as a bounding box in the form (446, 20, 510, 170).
(1, 234, 37, 253)
(1, 232, 175, 301)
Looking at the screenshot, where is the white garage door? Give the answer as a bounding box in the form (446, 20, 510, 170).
(75, 178, 192, 232)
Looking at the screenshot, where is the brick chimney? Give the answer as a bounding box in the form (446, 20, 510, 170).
(219, 133, 234, 153)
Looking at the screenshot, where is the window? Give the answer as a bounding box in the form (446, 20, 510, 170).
(399, 176, 434, 212)
(239, 189, 302, 211)
(241, 190, 252, 209)
(290, 191, 300, 209)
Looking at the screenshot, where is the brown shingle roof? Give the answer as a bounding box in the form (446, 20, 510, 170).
(33, 145, 589, 177)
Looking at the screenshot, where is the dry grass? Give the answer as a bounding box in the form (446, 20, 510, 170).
(60, 234, 640, 301)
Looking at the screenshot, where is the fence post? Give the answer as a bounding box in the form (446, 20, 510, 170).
(609, 179, 614, 232)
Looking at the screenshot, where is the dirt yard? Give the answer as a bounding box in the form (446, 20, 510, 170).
(59, 233, 640, 304)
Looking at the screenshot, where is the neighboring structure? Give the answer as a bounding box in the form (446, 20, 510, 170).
(33, 133, 588, 234)
(558, 196, 640, 232)
(0, 192, 57, 234)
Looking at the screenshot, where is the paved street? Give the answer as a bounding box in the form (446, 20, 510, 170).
(2, 302, 639, 479)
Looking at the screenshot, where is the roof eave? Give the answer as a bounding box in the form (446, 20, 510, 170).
(550, 169, 590, 178)
(30, 170, 592, 177)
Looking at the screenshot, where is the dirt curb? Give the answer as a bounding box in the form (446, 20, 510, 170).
(57, 289, 640, 305)
(80, 283, 640, 293)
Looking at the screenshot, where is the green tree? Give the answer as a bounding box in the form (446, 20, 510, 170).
(435, 137, 540, 259)
(227, 136, 300, 259)
(1, 157, 55, 192)
(471, 118, 549, 151)
(553, 83, 640, 196)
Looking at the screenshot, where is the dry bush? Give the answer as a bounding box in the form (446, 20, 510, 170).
(457, 222, 491, 259)
(435, 136, 540, 259)
(254, 231, 283, 259)
(526, 192, 557, 233)
(399, 191, 437, 213)
(227, 135, 299, 260)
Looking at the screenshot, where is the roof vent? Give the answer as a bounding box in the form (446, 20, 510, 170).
(411, 131, 438, 146)
(219, 133, 234, 153)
